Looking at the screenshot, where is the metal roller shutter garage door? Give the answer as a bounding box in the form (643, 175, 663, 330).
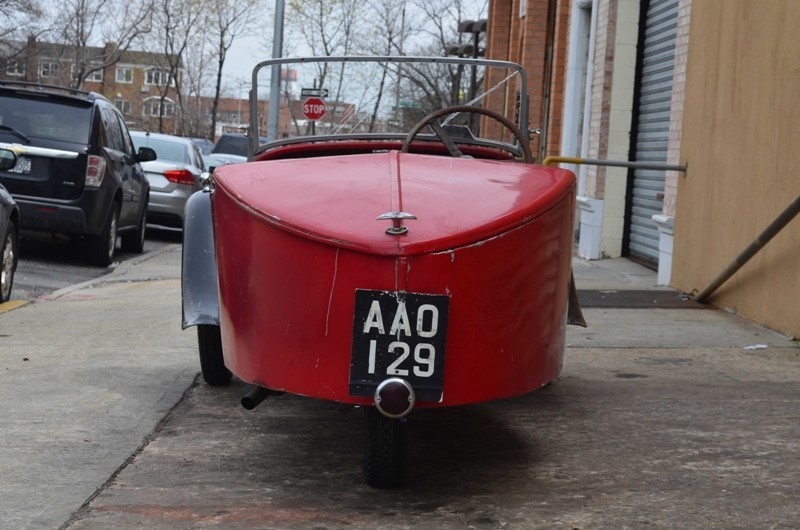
(627, 0, 679, 263)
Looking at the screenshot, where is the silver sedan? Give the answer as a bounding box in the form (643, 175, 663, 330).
(130, 132, 205, 229)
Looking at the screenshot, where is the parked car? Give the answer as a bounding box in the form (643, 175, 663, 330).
(212, 133, 268, 158)
(190, 137, 215, 156)
(0, 149, 20, 303)
(0, 81, 155, 266)
(202, 152, 246, 171)
(182, 56, 583, 488)
(130, 131, 205, 229)
(211, 133, 249, 157)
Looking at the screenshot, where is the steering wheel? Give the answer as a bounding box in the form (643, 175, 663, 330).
(400, 104, 533, 163)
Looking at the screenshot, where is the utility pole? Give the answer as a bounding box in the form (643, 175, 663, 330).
(267, 0, 285, 142)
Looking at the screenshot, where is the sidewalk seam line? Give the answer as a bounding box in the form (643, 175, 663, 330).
(58, 372, 202, 529)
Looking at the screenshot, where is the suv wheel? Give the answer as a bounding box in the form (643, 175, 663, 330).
(121, 201, 147, 254)
(1, 219, 17, 303)
(88, 204, 118, 267)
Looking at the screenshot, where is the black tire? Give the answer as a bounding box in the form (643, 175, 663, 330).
(363, 407, 406, 488)
(88, 203, 118, 267)
(1, 219, 17, 303)
(121, 200, 147, 254)
(197, 324, 232, 386)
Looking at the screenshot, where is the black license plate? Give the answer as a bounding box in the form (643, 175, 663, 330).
(349, 289, 449, 402)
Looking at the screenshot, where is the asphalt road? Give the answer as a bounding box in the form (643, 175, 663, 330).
(12, 227, 181, 302)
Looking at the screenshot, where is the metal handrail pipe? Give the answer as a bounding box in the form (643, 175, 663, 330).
(542, 156, 687, 173)
(693, 192, 800, 303)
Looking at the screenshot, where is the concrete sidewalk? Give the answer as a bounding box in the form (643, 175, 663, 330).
(0, 245, 199, 530)
(573, 256, 668, 291)
(571, 257, 793, 349)
(1, 249, 798, 529)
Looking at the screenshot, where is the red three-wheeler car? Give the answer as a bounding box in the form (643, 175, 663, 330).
(182, 56, 583, 488)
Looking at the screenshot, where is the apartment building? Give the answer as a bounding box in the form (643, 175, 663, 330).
(1, 37, 181, 133)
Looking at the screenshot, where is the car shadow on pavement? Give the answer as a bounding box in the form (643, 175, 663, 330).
(69, 376, 572, 528)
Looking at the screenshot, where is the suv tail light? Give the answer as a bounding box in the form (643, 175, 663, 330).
(163, 169, 196, 185)
(85, 155, 107, 187)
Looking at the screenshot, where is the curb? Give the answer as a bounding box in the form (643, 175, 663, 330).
(1, 243, 181, 313)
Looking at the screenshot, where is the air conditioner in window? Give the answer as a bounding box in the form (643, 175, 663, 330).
(140, 85, 150, 93)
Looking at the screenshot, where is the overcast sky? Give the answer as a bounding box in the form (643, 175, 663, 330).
(222, 35, 268, 93)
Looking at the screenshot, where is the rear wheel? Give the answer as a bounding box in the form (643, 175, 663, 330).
(363, 407, 406, 488)
(88, 204, 118, 267)
(197, 324, 232, 386)
(1, 219, 17, 303)
(121, 200, 147, 253)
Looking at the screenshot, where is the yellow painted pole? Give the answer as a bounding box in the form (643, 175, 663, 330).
(543, 156, 584, 166)
(542, 156, 686, 172)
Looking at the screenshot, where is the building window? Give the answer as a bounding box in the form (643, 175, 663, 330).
(115, 99, 132, 115)
(86, 67, 103, 82)
(143, 97, 174, 117)
(116, 66, 133, 84)
(72, 65, 104, 83)
(6, 60, 25, 77)
(40, 61, 59, 78)
(145, 68, 172, 86)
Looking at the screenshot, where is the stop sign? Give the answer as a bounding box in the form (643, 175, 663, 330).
(302, 97, 326, 121)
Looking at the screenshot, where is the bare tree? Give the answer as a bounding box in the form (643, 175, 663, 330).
(148, 0, 205, 133)
(410, 0, 487, 52)
(285, 0, 365, 134)
(205, 0, 260, 140)
(399, 0, 488, 123)
(361, 0, 419, 132)
(287, 0, 364, 58)
(283, 0, 485, 101)
(269, 0, 486, 136)
(180, 39, 216, 137)
(0, 0, 45, 48)
(52, 0, 155, 89)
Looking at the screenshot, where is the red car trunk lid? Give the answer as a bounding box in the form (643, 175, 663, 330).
(212, 150, 575, 256)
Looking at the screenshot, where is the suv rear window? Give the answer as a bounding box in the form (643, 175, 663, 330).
(0, 95, 92, 144)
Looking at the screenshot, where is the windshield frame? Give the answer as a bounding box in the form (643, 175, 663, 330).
(248, 55, 529, 159)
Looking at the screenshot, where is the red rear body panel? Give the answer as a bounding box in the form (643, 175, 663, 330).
(211, 149, 575, 407)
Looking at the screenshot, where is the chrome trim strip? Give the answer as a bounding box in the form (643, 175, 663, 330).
(0, 142, 80, 159)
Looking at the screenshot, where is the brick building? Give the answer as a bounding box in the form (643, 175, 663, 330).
(487, 0, 799, 337)
(486, 0, 572, 162)
(1, 37, 182, 134)
(486, 0, 685, 267)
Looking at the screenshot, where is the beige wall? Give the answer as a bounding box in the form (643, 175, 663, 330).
(673, 0, 800, 337)
(575, 0, 639, 259)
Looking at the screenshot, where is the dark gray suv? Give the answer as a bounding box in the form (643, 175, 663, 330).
(0, 82, 156, 266)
